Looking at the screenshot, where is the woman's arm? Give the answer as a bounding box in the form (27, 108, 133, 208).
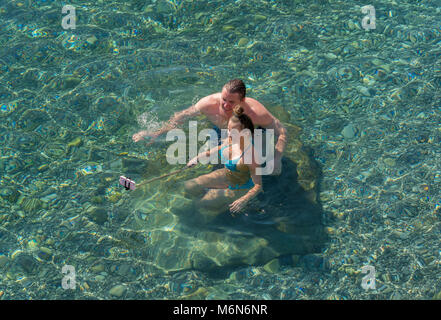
(229, 157, 263, 213)
(187, 143, 222, 167)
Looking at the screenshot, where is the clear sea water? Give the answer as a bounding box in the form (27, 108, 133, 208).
(0, 0, 440, 300)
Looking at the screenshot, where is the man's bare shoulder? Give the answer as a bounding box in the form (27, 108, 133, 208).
(195, 93, 220, 113)
(245, 97, 275, 125)
(246, 97, 269, 113)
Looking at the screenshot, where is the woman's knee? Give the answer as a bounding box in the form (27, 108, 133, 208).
(197, 199, 225, 216)
(184, 180, 194, 191)
(198, 198, 214, 210)
(198, 194, 228, 212)
(184, 180, 203, 197)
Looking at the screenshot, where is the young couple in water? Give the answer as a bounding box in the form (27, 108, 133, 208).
(133, 79, 287, 218)
(184, 104, 262, 217)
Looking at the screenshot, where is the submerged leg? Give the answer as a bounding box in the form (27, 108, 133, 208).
(184, 168, 229, 199)
(196, 188, 248, 221)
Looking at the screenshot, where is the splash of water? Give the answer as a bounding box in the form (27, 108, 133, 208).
(136, 111, 162, 132)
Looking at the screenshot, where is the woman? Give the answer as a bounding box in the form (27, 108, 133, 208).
(184, 105, 262, 219)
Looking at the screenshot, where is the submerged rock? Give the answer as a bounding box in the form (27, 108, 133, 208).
(341, 123, 358, 139)
(86, 206, 108, 225)
(0, 186, 20, 203)
(109, 285, 126, 298)
(263, 258, 280, 273)
(37, 247, 53, 261)
(127, 157, 326, 273)
(13, 253, 38, 274)
(0, 255, 8, 268)
(17, 196, 43, 213)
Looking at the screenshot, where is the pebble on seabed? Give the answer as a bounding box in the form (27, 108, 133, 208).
(341, 123, 358, 139)
(109, 285, 126, 298)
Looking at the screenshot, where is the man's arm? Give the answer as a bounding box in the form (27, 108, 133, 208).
(253, 111, 288, 175)
(273, 118, 288, 159)
(249, 99, 288, 158)
(256, 115, 288, 157)
(152, 104, 201, 137)
(133, 95, 213, 142)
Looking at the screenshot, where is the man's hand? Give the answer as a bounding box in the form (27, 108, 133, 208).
(265, 155, 282, 176)
(132, 130, 159, 143)
(272, 156, 282, 175)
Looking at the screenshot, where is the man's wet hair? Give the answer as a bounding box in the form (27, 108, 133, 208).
(224, 79, 246, 100)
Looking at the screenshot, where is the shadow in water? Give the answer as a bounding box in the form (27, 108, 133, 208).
(221, 157, 325, 252)
(176, 156, 328, 271)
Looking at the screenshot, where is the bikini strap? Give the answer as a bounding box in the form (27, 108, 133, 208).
(219, 144, 231, 162)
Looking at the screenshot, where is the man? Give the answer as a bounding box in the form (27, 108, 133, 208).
(133, 79, 287, 175)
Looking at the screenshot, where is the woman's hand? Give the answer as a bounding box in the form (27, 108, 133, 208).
(229, 197, 248, 215)
(187, 156, 198, 168)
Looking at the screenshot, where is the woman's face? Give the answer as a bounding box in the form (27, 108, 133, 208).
(227, 118, 243, 137)
(227, 118, 250, 144)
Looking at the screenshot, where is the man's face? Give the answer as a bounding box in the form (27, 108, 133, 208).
(221, 87, 242, 112)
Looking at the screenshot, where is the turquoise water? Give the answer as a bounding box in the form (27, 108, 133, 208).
(1, 0, 440, 299)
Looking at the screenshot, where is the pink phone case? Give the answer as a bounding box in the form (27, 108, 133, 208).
(119, 176, 136, 190)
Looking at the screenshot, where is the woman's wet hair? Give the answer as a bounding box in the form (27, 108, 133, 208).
(224, 79, 246, 100)
(231, 105, 254, 135)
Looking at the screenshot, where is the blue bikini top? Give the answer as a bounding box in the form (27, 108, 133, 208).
(219, 143, 252, 172)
